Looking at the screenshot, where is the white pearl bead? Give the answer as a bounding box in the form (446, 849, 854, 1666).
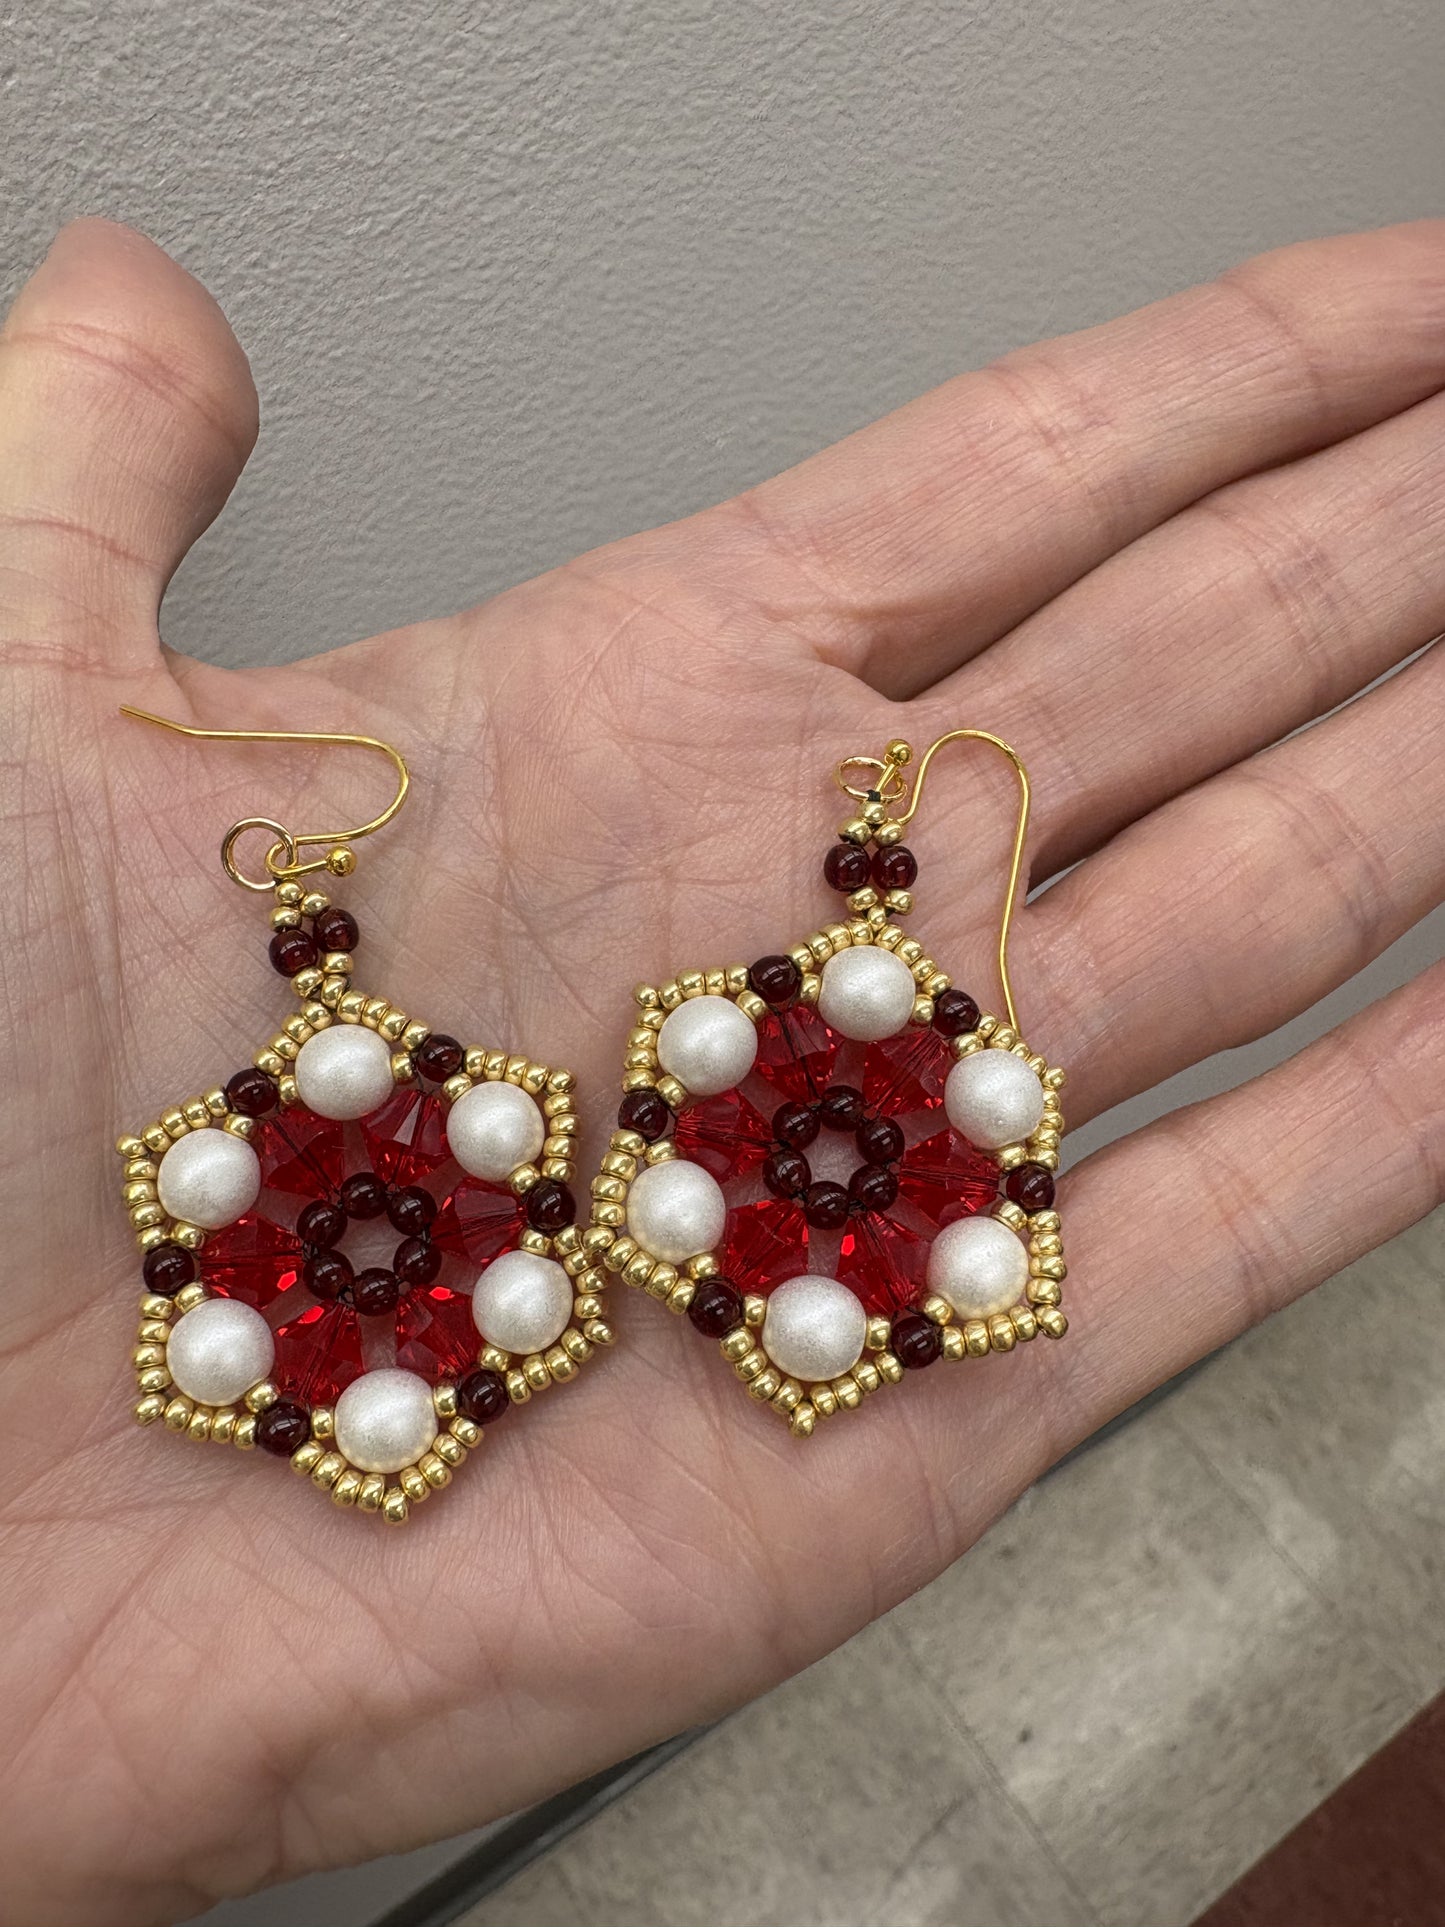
(927, 1215, 1030, 1319)
(944, 1050, 1046, 1149)
(817, 945, 917, 1042)
(471, 1249, 573, 1355)
(656, 995, 758, 1097)
(761, 1275, 867, 1381)
(333, 1368, 438, 1474)
(446, 1081, 547, 1181)
(156, 1130, 261, 1231)
(166, 1297, 274, 1405)
(626, 1158, 726, 1264)
(294, 1024, 396, 1121)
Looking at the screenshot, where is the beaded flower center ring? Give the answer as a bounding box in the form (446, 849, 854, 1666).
(115, 711, 612, 1523)
(585, 732, 1068, 1436)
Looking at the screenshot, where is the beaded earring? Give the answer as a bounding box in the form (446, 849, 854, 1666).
(584, 732, 1067, 1436)
(114, 710, 609, 1523)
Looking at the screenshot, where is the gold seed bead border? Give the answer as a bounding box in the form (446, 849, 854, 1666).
(114, 876, 610, 1521)
(585, 912, 1067, 1438)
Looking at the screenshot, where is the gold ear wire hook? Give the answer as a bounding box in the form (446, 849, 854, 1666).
(837, 729, 1031, 1033)
(119, 707, 411, 892)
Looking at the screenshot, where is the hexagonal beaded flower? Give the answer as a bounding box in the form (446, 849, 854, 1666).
(116, 882, 609, 1523)
(588, 858, 1067, 1436)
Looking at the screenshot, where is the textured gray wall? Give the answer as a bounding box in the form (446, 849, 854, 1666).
(3, 0, 1445, 667)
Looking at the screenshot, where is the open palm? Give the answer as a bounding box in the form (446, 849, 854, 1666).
(2, 219, 1442, 1927)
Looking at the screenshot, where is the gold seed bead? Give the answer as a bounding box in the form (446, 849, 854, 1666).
(812, 1385, 839, 1419)
(137, 1366, 172, 1395)
(585, 1224, 619, 1258)
(222, 1114, 256, 1141)
(1011, 1306, 1039, 1342)
(911, 996, 934, 1026)
(735, 991, 766, 1022)
(735, 1346, 767, 1383)
(433, 1432, 466, 1467)
(130, 1203, 166, 1230)
(924, 971, 951, 997)
(139, 1293, 175, 1322)
(574, 1292, 603, 1320)
(840, 817, 871, 844)
(798, 972, 821, 1006)
(389, 1051, 413, 1085)
(182, 1098, 211, 1129)
(1037, 1306, 1068, 1339)
(141, 1123, 171, 1154)
(789, 1403, 816, 1438)
(292, 967, 325, 998)
(749, 1365, 782, 1401)
(519, 1228, 551, 1257)
(582, 1318, 614, 1346)
(233, 1414, 258, 1450)
(132, 1344, 166, 1371)
(886, 889, 914, 916)
(161, 1107, 188, 1139)
(993, 1200, 1027, 1233)
(545, 1346, 577, 1382)
(510, 1164, 541, 1194)
(1031, 1257, 1067, 1281)
(277, 1073, 299, 1106)
(941, 1326, 967, 1360)
(311, 1451, 346, 1489)
(854, 1358, 881, 1395)
(480, 1345, 511, 1372)
(332, 1469, 364, 1506)
(987, 1314, 1017, 1353)
(124, 1158, 159, 1183)
(134, 1394, 167, 1426)
(997, 1144, 1027, 1170)
(655, 1074, 687, 1111)
(163, 1395, 195, 1430)
(624, 1253, 656, 1290)
(1031, 1232, 1063, 1257)
(921, 1293, 953, 1326)
(378, 1010, 409, 1043)
(523, 1355, 551, 1391)
(664, 1281, 694, 1317)
(876, 1351, 904, 1383)
(833, 1375, 862, 1410)
(788, 944, 814, 973)
(174, 1282, 207, 1313)
(963, 1320, 991, 1357)
(433, 1383, 458, 1418)
(635, 982, 661, 1008)
(211, 1411, 236, 1445)
(449, 1416, 481, 1448)
(419, 1453, 451, 1489)
(720, 1327, 753, 1362)
(358, 1474, 386, 1512)
(382, 1489, 409, 1525)
(276, 881, 305, 907)
(592, 1174, 627, 1203)
(1043, 1065, 1067, 1089)
(703, 968, 727, 996)
(865, 1314, 891, 1351)
(848, 886, 880, 913)
(309, 1405, 335, 1440)
(874, 819, 904, 846)
(243, 1381, 279, 1414)
(187, 1409, 214, 1443)
(399, 1466, 430, 1502)
(645, 1138, 678, 1166)
(116, 1133, 147, 1159)
(561, 1328, 593, 1363)
(271, 906, 303, 930)
(743, 1294, 767, 1328)
(771, 1378, 802, 1412)
(290, 1440, 325, 1476)
(1027, 1277, 1063, 1307)
(687, 1252, 718, 1280)
(122, 1181, 158, 1208)
(137, 1318, 171, 1345)
(362, 998, 390, 1029)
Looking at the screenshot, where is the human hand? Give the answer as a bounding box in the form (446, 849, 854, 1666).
(1, 218, 1441, 1925)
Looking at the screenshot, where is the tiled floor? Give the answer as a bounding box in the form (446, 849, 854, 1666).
(461, 1209, 1444, 1927)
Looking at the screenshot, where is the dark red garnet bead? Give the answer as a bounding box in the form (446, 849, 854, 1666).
(748, 954, 801, 1008)
(892, 1310, 944, 1369)
(304, 1251, 354, 1301)
(269, 928, 319, 978)
(618, 1088, 671, 1142)
(415, 1032, 465, 1083)
(354, 1266, 401, 1316)
(819, 1084, 866, 1131)
(872, 844, 918, 890)
(387, 1186, 438, 1236)
(856, 1115, 905, 1166)
(804, 1180, 851, 1231)
(772, 1101, 819, 1150)
(456, 1368, 510, 1425)
(142, 1242, 196, 1296)
(1005, 1161, 1056, 1211)
(762, 1149, 811, 1199)
(256, 1400, 312, 1456)
(394, 1237, 442, 1287)
(225, 1066, 279, 1117)
(313, 906, 359, 952)
(849, 1163, 899, 1212)
(823, 842, 871, 892)
(526, 1179, 577, 1232)
(339, 1171, 388, 1219)
(687, 1276, 743, 1338)
(933, 988, 981, 1038)
(297, 1199, 347, 1249)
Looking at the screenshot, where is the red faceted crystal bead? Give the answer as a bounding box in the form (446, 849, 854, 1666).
(225, 1067, 279, 1117)
(748, 954, 801, 1007)
(269, 928, 318, 977)
(674, 1089, 774, 1179)
(618, 1088, 671, 1141)
(394, 1236, 442, 1286)
(1005, 1162, 1056, 1211)
(256, 1108, 345, 1199)
(200, 1213, 303, 1312)
(720, 1197, 807, 1293)
(892, 1310, 943, 1369)
(361, 1086, 451, 1187)
(432, 1179, 526, 1266)
(896, 1128, 999, 1228)
(863, 1026, 953, 1116)
(415, 1033, 465, 1083)
(396, 1286, 480, 1381)
(456, 1366, 510, 1424)
(823, 842, 871, 892)
(142, 1243, 196, 1296)
(753, 1005, 839, 1103)
(273, 1300, 365, 1406)
(313, 906, 359, 952)
(838, 1209, 928, 1315)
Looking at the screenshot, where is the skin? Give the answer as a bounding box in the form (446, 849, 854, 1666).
(0, 217, 1441, 1927)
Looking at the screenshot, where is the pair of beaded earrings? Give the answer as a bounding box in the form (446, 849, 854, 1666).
(117, 711, 1067, 1524)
